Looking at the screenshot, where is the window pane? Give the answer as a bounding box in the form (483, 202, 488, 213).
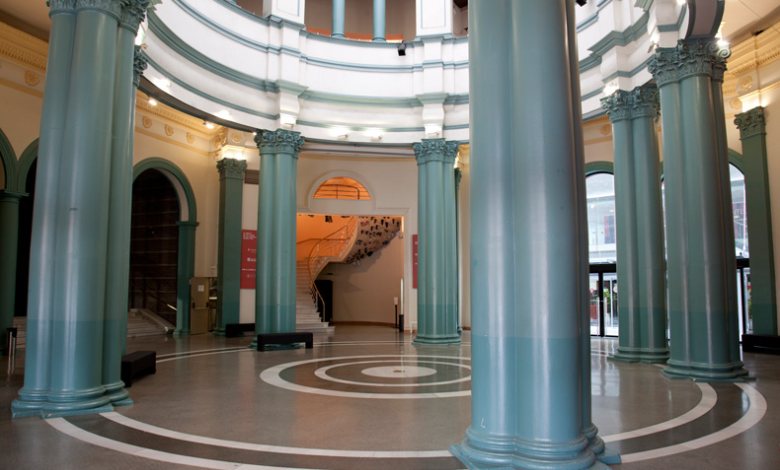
(586, 173, 616, 263)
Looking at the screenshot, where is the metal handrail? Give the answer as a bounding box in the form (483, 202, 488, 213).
(297, 217, 359, 320)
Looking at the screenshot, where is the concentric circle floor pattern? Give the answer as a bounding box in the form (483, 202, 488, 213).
(2, 326, 779, 469)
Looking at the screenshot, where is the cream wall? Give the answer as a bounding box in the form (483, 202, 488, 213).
(324, 234, 403, 324)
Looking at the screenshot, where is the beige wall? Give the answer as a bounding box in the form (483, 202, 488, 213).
(324, 234, 403, 324)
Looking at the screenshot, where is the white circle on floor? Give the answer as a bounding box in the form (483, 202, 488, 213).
(314, 359, 470, 388)
(361, 365, 437, 378)
(260, 354, 472, 398)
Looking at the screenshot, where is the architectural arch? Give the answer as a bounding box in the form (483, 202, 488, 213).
(133, 157, 198, 223)
(305, 170, 377, 214)
(132, 157, 198, 335)
(728, 148, 745, 172)
(16, 138, 38, 192)
(584, 160, 614, 176)
(0, 128, 17, 191)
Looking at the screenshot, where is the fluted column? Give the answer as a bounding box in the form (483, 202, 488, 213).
(0, 190, 23, 355)
(254, 129, 304, 338)
(13, 0, 150, 418)
(734, 108, 777, 335)
(102, 2, 149, 407)
(650, 39, 749, 381)
(413, 139, 460, 345)
(372, 0, 385, 42)
(601, 85, 668, 364)
(332, 0, 345, 38)
(451, 2, 602, 468)
(215, 158, 248, 335)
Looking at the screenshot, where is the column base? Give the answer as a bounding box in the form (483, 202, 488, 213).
(12, 384, 118, 419)
(413, 333, 461, 345)
(451, 426, 606, 470)
(609, 346, 669, 364)
(104, 380, 133, 407)
(332, 33, 345, 38)
(372, 38, 386, 42)
(663, 359, 751, 382)
(173, 328, 190, 337)
(213, 327, 226, 337)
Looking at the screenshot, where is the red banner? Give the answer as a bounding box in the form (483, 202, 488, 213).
(241, 230, 257, 289)
(412, 234, 418, 289)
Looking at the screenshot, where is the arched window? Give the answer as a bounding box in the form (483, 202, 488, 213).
(314, 177, 372, 201)
(585, 172, 616, 263)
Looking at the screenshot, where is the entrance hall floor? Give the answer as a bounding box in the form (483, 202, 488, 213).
(1, 326, 779, 469)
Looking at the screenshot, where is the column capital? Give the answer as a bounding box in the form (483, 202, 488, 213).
(217, 157, 248, 179)
(119, 0, 150, 32)
(630, 84, 660, 119)
(254, 129, 304, 156)
(413, 138, 458, 165)
(74, 0, 123, 20)
(133, 45, 148, 88)
(601, 90, 632, 123)
(649, 39, 730, 86)
(47, 0, 77, 15)
(734, 107, 766, 140)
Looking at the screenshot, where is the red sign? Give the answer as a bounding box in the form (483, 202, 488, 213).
(412, 234, 418, 289)
(241, 230, 257, 289)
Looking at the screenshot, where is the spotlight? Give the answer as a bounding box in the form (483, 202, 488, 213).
(397, 42, 407, 57)
(576, 0, 587, 5)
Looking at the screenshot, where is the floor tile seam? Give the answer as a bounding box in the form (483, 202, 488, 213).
(619, 383, 768, 463)
(97, 412, 457, 459)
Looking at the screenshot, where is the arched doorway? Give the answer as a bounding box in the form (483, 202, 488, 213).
(130, 169, 180, 326)
(13, 139, 39, 318)
(584, 166, 618, 338)
(300, 173, 404, 329)
(132, 158, 198, 334)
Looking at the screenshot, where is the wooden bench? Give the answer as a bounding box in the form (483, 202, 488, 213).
(121, 350, 156, 387)
(742, 334, 780, 355)
(256, 332, 314, 351)
(225, 323, 255, 337)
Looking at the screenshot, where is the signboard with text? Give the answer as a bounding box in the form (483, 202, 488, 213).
(241, 230, 257, 289)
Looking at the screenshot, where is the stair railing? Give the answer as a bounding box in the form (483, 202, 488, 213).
(297, 217, 359, 321)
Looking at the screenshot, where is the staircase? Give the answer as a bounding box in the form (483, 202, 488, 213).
(295, 261, 334, 333)
(8, 309, 171, 351)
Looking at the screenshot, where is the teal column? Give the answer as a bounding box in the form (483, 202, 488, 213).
(372, 0, 385, 42)
(215, 158, 247, 335)
(13, 0, 139, 417)
(451, 2, 603, 468)
(413, 139, 460, 345)
(176, 221, 198, 335)
(735, 108, 777, 334)
(13, 0, 77, 418)
(650, 40, 749, 381)
(102, 2, 149, 407)
(602, 85, 668, 363)
(0, 191, 23, 355)
(332, 0, 345, 38)
(254, 129, 304, 337)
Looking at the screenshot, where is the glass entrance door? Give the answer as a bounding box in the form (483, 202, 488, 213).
(589, 263, 618, 337)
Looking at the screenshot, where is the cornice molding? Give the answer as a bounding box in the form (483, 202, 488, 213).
(734, 107, 766, 140)
(255, 129, 305, 157)
(0, 23, 48, 71)
(413, 138, 458, 165)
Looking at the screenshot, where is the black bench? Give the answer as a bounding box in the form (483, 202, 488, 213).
(256, 332, 314, 351)
(225, 323, 255, 337)
(121, 351, 156, 387)
(742, 334, 780, 355)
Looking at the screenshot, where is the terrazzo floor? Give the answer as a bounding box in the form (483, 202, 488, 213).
(1, 325, 779, 469)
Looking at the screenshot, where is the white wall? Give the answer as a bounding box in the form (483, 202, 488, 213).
(324, 234, 403, 324)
